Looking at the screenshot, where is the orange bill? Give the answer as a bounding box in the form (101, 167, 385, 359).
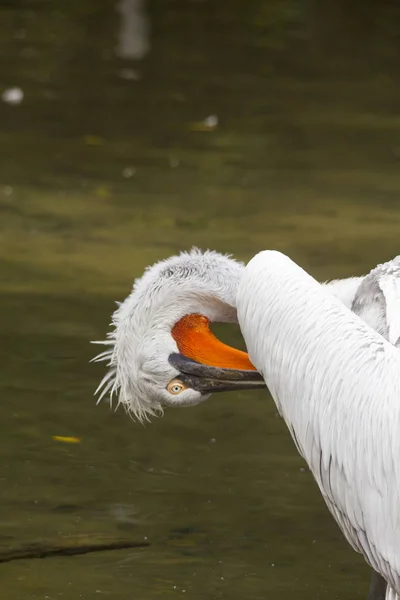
(171, 314, 256, 371)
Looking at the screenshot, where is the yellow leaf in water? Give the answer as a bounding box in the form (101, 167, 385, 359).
(95, 186, 111, 198)
(83, 135, 105, 146)
(52, 436, 81, 444)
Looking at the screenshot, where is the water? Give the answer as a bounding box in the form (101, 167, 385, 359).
(1, 0, 400, 597)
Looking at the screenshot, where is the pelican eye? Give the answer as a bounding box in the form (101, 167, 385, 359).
(167, 379, 187, 395)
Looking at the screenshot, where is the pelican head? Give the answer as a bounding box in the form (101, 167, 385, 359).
(92, 248, 265, 421)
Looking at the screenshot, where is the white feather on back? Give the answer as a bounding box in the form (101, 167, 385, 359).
(351, 256, 400, 347)
(378, 273, 400, 346)
(323, 276, 364, 310)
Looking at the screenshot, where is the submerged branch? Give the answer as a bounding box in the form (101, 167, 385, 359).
(0, 537, 150, 564)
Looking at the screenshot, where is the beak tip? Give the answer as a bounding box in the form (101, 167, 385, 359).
(168, 352, 266, 394)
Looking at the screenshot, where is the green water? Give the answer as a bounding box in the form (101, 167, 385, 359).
(1, 0, 400, 597)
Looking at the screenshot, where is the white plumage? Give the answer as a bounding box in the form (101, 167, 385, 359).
(94, 247, 400, 598)
(237, 251, 400, 599)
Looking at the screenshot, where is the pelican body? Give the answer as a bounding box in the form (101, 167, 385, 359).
(94, 249, 400, 599)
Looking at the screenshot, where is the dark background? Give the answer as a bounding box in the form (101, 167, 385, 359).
(1, 0, 400, 598)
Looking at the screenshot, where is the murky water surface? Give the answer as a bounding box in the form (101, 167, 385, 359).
(1, 0, 400, 598)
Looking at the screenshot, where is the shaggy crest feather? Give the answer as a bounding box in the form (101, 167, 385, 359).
(91, 247, 245, 422)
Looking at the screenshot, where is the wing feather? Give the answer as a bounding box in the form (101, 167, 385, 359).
(352, 256, 400, 347)
(378, 272, 400, 346)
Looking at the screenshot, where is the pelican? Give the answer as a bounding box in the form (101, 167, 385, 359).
(93, 248, 400, 600)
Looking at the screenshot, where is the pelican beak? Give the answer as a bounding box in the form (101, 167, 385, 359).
(169, 314, 266, 393)
(168, 352, 266, 394)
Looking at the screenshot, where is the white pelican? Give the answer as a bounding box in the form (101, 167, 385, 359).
(93, 248, 400, 600)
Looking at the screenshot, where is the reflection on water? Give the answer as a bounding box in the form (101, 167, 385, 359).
(1, 0, 400, 598)
(116, 0, 150, 82)
(116, 0, 150, 62)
